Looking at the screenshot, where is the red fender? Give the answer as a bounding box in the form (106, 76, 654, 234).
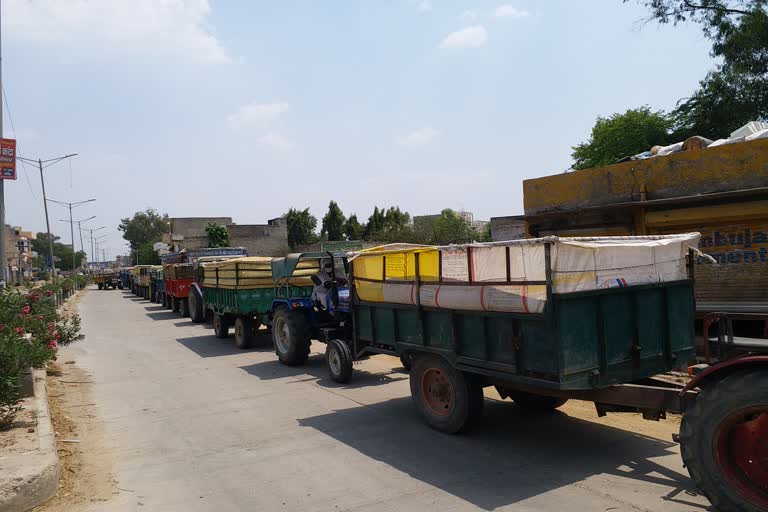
(683, 355, 768, 393)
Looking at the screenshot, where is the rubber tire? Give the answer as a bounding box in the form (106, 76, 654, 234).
(326, 339, 353, 383)
(166, 294, 173, 310)
(272, 308, 311, 366)
(98, 283, 103, 290)
(213, 313, 229, 339)
(410, 354, 484, 434)
(679, 369, 768, 512)
(234, 317, 255, 349)
(510, 391, 568, 412)
(189, 289, 205, 323)
(179, 298, 189, 317)
(172, 297, 180, 313)
(400, 353, 413, 372)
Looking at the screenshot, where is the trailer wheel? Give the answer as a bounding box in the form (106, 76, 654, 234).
(213, 313, 229, 339)
(410, 354, 484, 434)
(400, 353, 413, 372)
(272, 308, 311, 366)
(234, 317, 255, 349)
(97, 283, 103, 290)
(510, 391, 568, 412)
(680, 369, 768, 512)
(179, 298, 189, 317)
(189, 289, 205, 323)
(326, 339, 353, 383)
(172, 297, 180, 312)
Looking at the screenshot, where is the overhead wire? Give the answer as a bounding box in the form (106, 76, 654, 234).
(2, 84, 38, 199)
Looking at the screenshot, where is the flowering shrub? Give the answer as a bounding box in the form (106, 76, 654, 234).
(0, 287, 83, 429)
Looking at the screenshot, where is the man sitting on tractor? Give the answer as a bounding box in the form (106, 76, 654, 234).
(311, 258, 348, 310)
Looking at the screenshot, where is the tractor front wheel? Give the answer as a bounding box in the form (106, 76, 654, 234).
(680, 369, 768, 512)
(326, 339, 353, 383)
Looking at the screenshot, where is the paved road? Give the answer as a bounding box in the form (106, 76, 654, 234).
(62, 288, 711, 512)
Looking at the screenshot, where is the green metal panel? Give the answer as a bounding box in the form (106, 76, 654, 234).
(355, 280, 696, 391)
(202, 286, 313, 316)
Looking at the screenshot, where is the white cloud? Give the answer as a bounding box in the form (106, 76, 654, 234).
(494, 5, 530, 18)
(396, 127, 440, 147)
(227, 102, 290, 128)
(438, 25, 488, 49)
(417, 0, 432, 12)
(4, 0, 230, 63)
(257, 133, 294, 151)
(460, 10, 479, 21)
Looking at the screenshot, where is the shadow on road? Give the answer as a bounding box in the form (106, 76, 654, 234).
(146, 310, 181, 321)
(175, 333, 273, 358)
(239, 353, 409, 389)
(298, 397, 706, 511)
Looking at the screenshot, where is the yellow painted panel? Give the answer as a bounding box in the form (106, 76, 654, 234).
(646, 201, 768, 227)
(523, 138, 768, 214)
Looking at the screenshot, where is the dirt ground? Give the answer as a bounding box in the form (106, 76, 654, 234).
(0, 407, 38, 454)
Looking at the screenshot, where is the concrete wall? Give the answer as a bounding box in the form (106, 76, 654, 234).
(166, 217, 288, 257)
(490, 216, 525, 241)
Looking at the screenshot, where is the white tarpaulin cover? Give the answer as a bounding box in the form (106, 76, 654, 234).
(349, 233, 700, 314)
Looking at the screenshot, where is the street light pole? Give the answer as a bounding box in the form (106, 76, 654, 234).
(86, 227, 105, 270)
(49, 198, 94, 274)
(19, 153, 79, 281)
(39, 159, 55, 278)
(60, 215, 94, 271)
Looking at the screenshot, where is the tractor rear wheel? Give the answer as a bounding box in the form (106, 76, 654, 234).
(680, 369, 768, 512)
(272, 308, 311, 366)
(189, 289, 205, 323)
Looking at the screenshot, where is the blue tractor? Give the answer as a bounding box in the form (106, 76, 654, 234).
(269, 252, 354, 382)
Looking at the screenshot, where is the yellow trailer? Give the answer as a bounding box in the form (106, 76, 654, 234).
(523, 137, 768, 350)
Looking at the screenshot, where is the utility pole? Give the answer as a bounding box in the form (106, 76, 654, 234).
(49, 198, 94, 274)
(18, 154, 79, 280)
(0, 2, 5, 285)
(60, 215, 94, 271)
(85, 226, 105, 271)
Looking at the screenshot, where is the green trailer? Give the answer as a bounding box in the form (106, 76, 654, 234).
(201, 257, 315, 349)
(268, 237, 768, 511)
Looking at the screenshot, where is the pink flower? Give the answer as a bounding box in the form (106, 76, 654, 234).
(36, 315, 44, 321)
(48, 322, 56, 333)
(28, 293, 40, 303)
(20, 305, 31, 315)
(48, 340, 57, 349)
(45, 290, 53, 297)
(15, 327, 25, 337)
(53, 332, 60, 340)
(0, 324, 5, 331)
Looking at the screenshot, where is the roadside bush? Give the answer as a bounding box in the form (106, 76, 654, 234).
(0, 288, 84, 429)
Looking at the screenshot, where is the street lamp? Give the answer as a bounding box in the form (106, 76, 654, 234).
(60, 215, 95, 270)
(17, 153, 79, 280)
(85, 227, 106, 269)
(50, 198, 95, 273)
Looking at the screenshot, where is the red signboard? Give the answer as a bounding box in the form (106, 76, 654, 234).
(0, 139, 16, 180)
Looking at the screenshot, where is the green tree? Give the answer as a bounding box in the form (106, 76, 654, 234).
(119, 208, 169, 253)
(285, 207, 318, 250)
(206, 223, 231, 248)
(31, 233, 87, 271)
(571, 107, 671, 170)
(135, 241, 161, 265)
(632, 1, 768, 138)
(430, 209, 473, 245)
(321, 201, 346, 241)
(363, 206, 414, 241)
(343, 214, 363, 240)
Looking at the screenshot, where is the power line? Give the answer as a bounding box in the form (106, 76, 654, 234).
(1, 84, 37, 199)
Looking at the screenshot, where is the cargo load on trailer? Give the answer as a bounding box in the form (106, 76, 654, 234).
(352, 234, 698, 314)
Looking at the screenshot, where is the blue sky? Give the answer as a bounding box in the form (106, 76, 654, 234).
(2, 0, 713, 259)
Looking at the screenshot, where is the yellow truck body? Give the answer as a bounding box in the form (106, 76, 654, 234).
(523, 138, 768, 312)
